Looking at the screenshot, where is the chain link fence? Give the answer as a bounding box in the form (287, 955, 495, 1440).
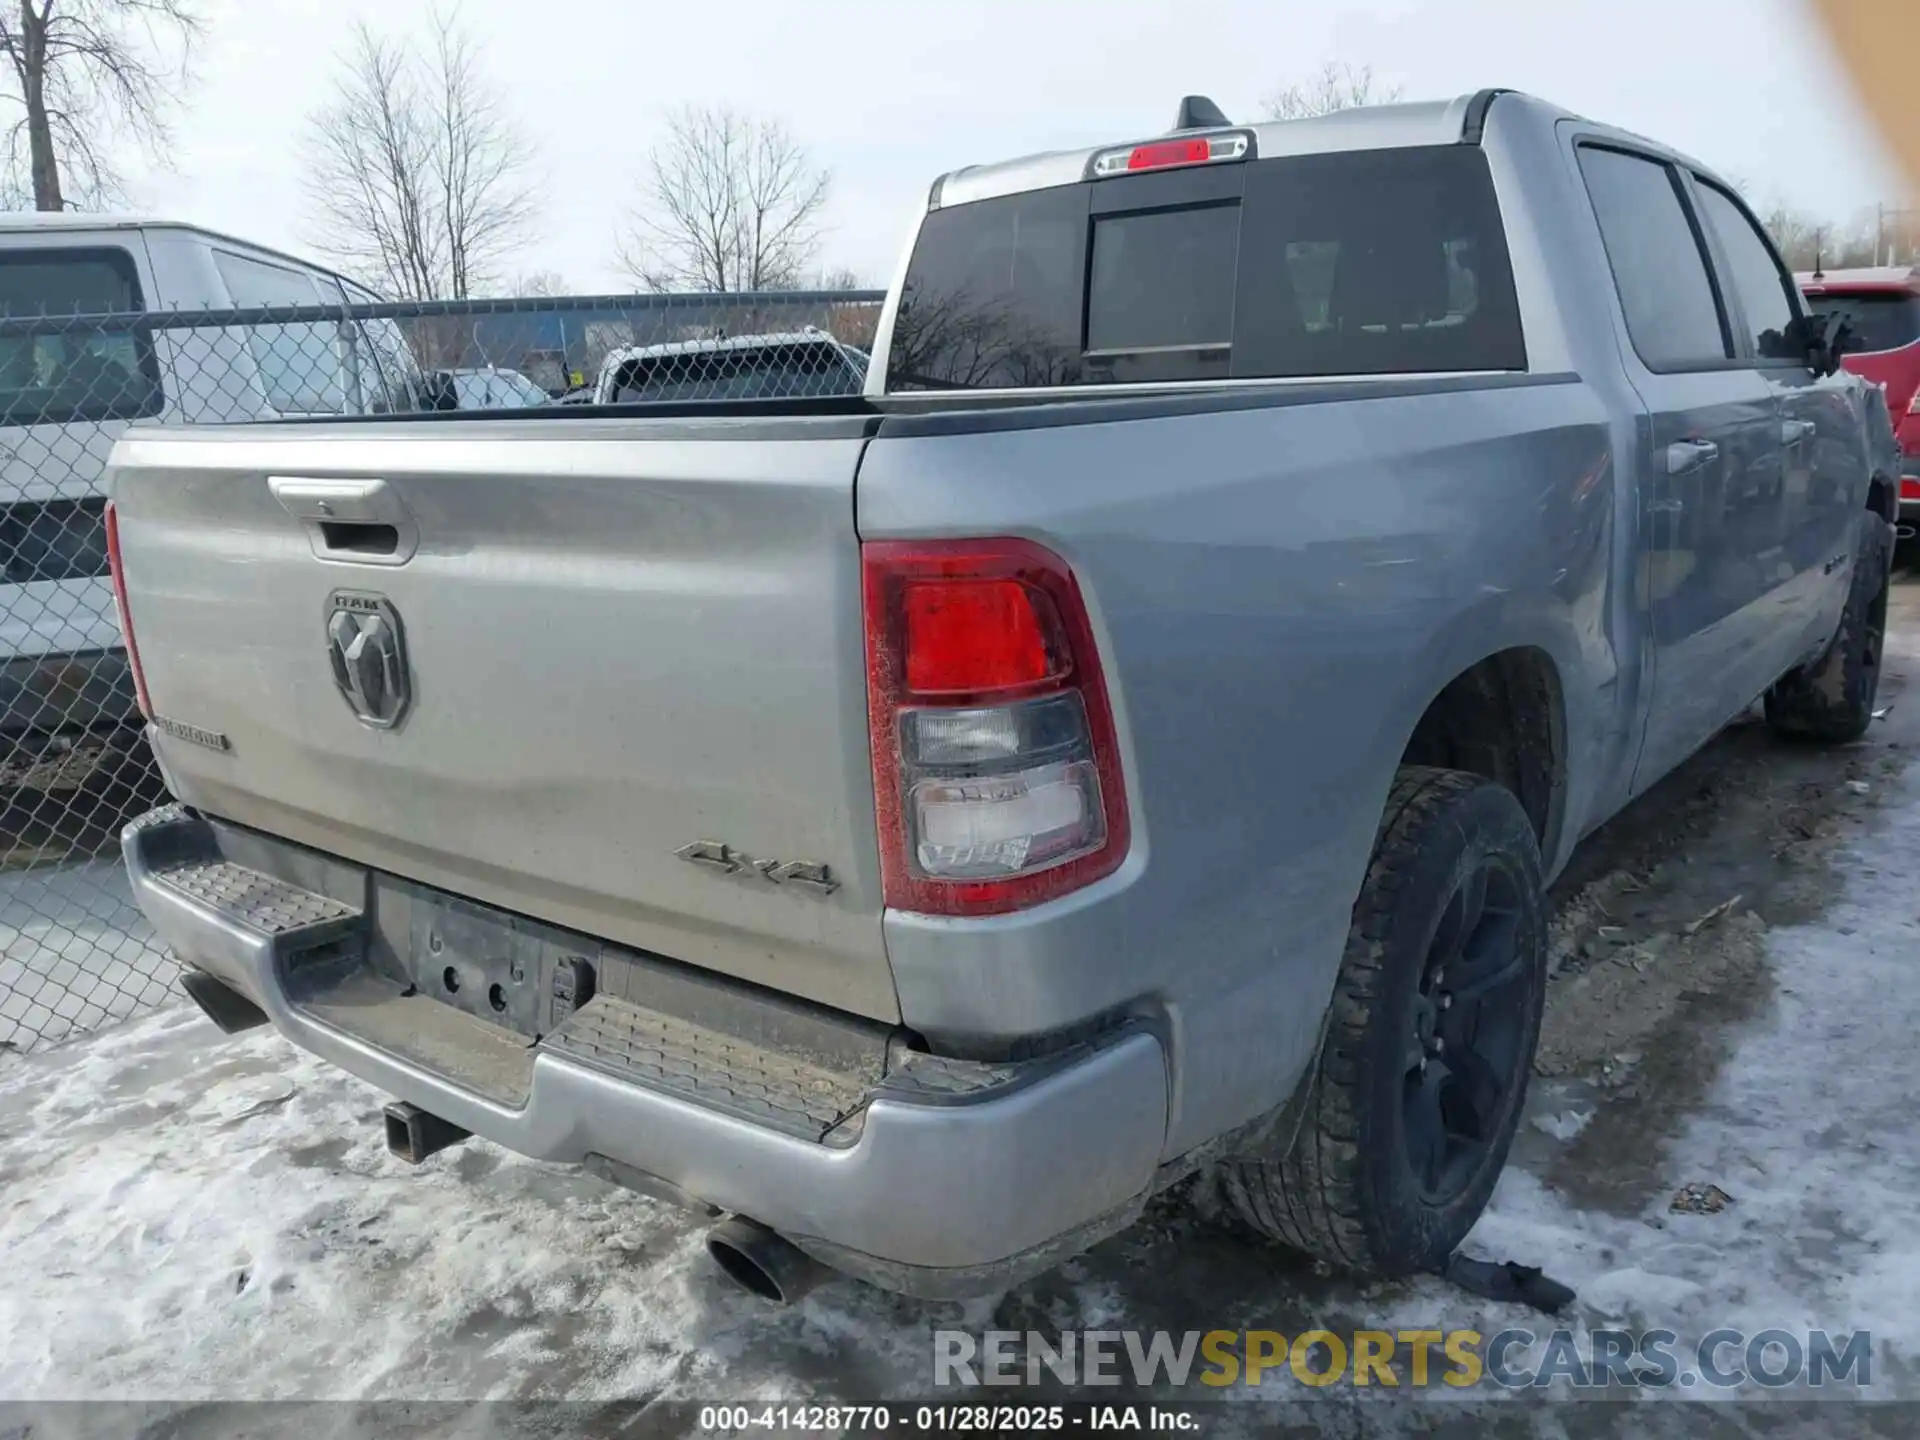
(0, 285, 884, 1055)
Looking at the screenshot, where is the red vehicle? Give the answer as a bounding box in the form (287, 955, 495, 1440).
(1798, 266, 1920, 538)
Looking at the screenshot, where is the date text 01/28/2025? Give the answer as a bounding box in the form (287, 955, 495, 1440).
(696, 1405, 1198, 1432)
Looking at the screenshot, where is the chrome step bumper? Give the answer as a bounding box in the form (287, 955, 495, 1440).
(123, 805, 1170, 1294)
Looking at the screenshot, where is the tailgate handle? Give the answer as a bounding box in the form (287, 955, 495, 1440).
(270, 476, 419, 566)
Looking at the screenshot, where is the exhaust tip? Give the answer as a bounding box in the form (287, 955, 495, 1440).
(179, 970, 269, 1035)
(706, 1216, 825, 1305)
(383, 1101, 470, 1164)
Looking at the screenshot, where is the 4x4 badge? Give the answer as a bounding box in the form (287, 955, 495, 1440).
(674, 840, 839, 896)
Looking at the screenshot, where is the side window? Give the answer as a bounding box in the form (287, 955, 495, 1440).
(0, 247, 162, 426)
(1576, 146, 1730, 371)
(344, 282, 424, 413)
(312, 277, 370, 414)
(211, 250, 347, 414)
(1692, 180, 1800, 361)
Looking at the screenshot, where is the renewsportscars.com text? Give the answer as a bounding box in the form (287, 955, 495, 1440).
(933, 1328, 1873, 1390)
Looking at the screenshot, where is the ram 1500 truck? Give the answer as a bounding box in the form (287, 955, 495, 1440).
(108, 90, 1897, 1302)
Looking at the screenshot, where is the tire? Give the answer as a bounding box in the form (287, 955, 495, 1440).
(1765, 510, 1892, 745)
(1225, 766, 1547, 1275)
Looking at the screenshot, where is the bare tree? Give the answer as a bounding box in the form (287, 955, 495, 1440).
(1263, 62, 1402, 121)
(619, 105, 831, 293)
(303, 7, 533, 299)
(1756, 202, 1830, 272)
(0, 0, 199, 211)
(511, 269, 569, 296)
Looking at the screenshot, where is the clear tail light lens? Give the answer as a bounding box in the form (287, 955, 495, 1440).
(863, 539, 1129, 916)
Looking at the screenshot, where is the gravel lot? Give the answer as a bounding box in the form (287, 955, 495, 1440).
(6, 586, 1920, 1435)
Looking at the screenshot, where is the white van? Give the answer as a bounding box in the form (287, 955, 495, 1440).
(0, 215, 423, 752)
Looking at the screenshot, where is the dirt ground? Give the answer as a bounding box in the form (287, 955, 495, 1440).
(6, 581, 1920, 1434)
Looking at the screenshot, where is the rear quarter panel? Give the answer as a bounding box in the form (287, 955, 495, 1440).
(859, 378, 1620, 1154)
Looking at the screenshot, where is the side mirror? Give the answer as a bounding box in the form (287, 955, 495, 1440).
(1793, 312, 1851, 377)
(418, 371, 459, 411)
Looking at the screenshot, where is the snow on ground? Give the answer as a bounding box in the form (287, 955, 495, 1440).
(0, 856, 172, 1051)
(1382, 775, 1920, 1390)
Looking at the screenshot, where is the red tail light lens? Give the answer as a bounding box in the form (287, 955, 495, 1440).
(863, 538, 1129, 916)
(902, 575, 1066, 696)
(103, 500, 152, 719)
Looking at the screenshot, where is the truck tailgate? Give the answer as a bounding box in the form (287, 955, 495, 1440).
(108, 416, 897, 1020)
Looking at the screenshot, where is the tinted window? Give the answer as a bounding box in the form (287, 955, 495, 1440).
(1577, 147, 1729, 370)
(887, 144, 1523, 391)
(1806, 290, 1920, 355)
(1087, 202, 1238, 356)
(213, 250, 347, 414)
(889, 185, 1086, 390)
(611, 343, 860, 402)
(1235, 145, 1523, 377)
(0, 248, 161, 426)
(1693, 181, 1799, 360)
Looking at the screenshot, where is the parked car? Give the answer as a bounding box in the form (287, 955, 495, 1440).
(592, 329, 868, 404)
(422, 366, 552, 411)
(0, 214, 423, 770)
(1798, 266, 1920, 544)
(110, 91, 1896, 1304)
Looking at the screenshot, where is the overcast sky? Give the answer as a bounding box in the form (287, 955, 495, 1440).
(122, 0, 1906, 296)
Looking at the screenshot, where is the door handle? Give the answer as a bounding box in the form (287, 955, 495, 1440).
(1663, 439, 1720, 475)
(1781, 419, 1816, 445)
(270, 476, 410, 525)
(269, 476, 419, 565)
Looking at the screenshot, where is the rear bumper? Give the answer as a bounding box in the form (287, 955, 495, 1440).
(122, 805, 1169, 1296)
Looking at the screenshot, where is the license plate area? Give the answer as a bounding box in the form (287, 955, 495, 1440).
(402, 889, 596, 1040)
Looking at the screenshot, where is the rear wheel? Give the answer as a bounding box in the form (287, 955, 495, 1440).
(1225, 766, 1546, 1275)
(1765, 510, 1892, 746)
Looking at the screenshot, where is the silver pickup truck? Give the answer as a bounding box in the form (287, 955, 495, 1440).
(108, 90, 1896, 1303)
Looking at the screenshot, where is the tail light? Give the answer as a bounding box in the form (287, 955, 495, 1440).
(103, 500, 152, 718)
(1906, 388, 1920, 416)
(863, 538, 1129, 916)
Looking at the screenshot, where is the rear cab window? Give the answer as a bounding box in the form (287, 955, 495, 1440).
(886, 143, 1525, 392)
(1806, 289, 1920, 356)
(0, 245, 161, 589)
